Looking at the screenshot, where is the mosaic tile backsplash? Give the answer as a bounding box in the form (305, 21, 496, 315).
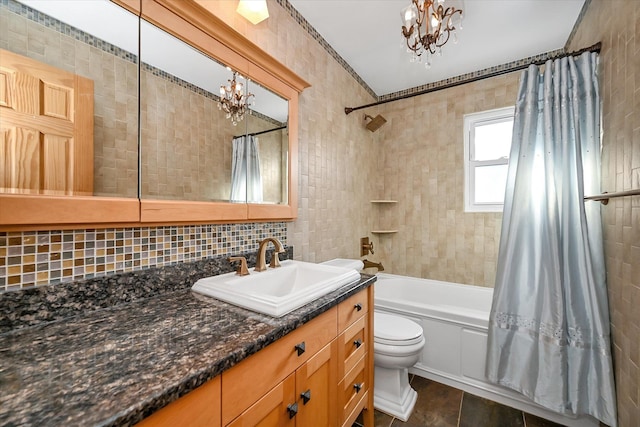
(0, 222, 287, 292)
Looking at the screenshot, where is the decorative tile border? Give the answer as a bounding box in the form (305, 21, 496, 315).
(565, 0, 592, 50)
(378, 48, 566, 102)
(0, 222, 287, 291)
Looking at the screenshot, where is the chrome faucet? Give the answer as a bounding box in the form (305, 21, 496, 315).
(255, 237, 285, 272)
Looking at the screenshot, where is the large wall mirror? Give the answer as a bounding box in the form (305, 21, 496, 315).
(139, 19, 289, 205)
(0, 0, 308, 228)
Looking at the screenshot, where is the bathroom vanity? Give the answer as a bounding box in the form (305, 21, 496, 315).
(138, 288, 373, 427)
(0, 266, 375, 426)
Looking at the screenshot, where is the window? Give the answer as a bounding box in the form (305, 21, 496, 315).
(463, 107, 514, 212)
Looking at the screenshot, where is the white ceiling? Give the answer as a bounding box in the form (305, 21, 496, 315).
(288, 0, 586, 96)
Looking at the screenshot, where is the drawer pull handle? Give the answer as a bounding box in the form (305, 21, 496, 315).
(353, 339, 363, 348)
(294, 342, 306, 356)
(300, 389, 311, 404)
(353, 382, 364, 393)
(354, 303, 363, 312)
(287, 402, 298, 419)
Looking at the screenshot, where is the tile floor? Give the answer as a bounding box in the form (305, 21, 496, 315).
(360, 375, 567, 427)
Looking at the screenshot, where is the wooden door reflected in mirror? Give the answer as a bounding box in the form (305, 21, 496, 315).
(0, 0, 139, 199)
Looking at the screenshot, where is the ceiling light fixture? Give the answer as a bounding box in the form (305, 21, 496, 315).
(401, 0, 463, 68)
(236, 0, 269, 25)
(219, 70, 254, 126)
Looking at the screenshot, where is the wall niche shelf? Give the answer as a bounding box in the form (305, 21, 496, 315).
(370, 200, 398, 234)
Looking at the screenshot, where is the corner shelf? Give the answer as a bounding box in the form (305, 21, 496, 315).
(370, 200, 398, 234)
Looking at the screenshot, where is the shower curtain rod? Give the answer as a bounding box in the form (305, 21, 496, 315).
(344, 42, 602, 115)
(584, 188, 640, 205)
(234, 125, 287, 139)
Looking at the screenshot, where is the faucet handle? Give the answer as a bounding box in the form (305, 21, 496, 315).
(229, 256, 249, 276)
(269, 249, 285, 268)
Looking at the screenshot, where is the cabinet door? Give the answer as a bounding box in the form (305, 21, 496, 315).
(295, 340, 338, 426)
(227, 374, 296, 427)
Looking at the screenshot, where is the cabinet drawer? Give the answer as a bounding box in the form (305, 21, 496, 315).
(338, 355, 367, 424)
(338, 315, 367, 379)
(222, 307, 337, 425)
(338, 289, 369, 332)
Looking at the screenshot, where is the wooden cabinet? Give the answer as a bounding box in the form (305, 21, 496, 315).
(221, 307, 338, 424)
(136, 376, 221, 427)
(136, 286, 374, 427)
(337, 288, 373, 427)
(229, 341, 338, 426)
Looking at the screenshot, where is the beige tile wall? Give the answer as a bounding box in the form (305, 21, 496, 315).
(372, 73, 520, 286)
(194, 1, 380, 262)
(567, 1, 640, 425)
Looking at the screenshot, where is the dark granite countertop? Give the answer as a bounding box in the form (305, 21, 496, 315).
(0, 274, 375, 426)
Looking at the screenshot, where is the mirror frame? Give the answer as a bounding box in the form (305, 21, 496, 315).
(0, 0, 309, 230)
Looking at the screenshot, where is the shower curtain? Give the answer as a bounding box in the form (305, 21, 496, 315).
(486, 52, 617, 426)
(230, 135, 263, 203)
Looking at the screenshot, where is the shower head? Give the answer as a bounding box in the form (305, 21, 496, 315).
(364, 114, 387, 132)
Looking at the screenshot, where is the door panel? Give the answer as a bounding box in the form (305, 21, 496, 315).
(0, 48, 93, 195)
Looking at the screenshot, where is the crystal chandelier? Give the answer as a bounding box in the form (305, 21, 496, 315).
(401, 0, 463, 67)
(218, 71, 254, 126)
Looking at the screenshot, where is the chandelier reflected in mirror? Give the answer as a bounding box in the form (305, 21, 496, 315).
(401, 0, 463, 68)
(219, 70, 254, 126)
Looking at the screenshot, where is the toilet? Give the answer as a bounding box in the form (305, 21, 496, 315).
(373, 312, 425, 421)
(320, 259, 426, 421)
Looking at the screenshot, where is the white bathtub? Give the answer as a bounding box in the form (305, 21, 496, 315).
(374, 273, 599, 427)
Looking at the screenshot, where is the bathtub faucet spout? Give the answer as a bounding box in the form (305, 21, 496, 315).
(363, 259, 384, 272)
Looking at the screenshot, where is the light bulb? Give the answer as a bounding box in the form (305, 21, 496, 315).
(401, 3, 418, 27)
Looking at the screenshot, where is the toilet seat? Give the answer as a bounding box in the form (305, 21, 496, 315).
(374, 312, 424, 346)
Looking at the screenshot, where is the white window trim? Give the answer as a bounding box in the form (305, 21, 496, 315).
(463, 106, 515, 213)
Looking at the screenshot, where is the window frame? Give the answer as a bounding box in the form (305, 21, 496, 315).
(463, 106, 515, 213)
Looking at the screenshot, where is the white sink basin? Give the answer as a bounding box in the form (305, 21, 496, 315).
(192, 260, 361, 317)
